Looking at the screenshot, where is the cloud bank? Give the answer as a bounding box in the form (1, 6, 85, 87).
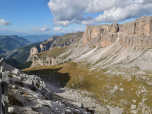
(34, 26, 50, 32)
(0, 19, 11, 26)
(54, 27, 62, 31)
(48, 0, 152, 26)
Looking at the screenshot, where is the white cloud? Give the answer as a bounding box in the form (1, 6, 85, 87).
(34, 26, 50, 32)
(0, 28, 7, 31)
(60, 30, 65, 33)
(85, 0, 123, 13)
(142, 0, 152, 4)
(0, 19, 11, 26)
(76, 29, 84, 32)
(54, 21, 72, 26)
(48, 0, 152, 26)
(41, 26, 50, 31)
(34, 27, 41, 32)
(95, 3, 152, 23)
(54, 27, 62, 31)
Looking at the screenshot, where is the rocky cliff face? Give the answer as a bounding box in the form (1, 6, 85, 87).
(28, 46, 41, 59)
(31, 55, 62, 66)
(82, 16, 152, 48)
(27, 32, 83, 66)
(27, 36, 59, 61)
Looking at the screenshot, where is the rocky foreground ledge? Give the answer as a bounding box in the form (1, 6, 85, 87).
(8, 68, 97, 114)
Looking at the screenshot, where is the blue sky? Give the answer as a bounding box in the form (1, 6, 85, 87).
(0, 0, 152, 36)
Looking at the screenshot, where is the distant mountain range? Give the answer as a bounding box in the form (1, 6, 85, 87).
(22, 34, 53, 42)
(0, 35, 30, 54)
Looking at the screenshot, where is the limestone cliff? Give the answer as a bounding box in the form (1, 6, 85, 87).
(82, 16, 152, 48)
(31, 55, 62, 66)
(27, 32, 83, 66)
(27, 36, 59, 61)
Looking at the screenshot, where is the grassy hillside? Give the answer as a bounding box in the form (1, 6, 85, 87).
(16, 61, 32, 69)
(5, 58, 20, 67)
(23, 62, 152, 114)
(38, 47, 68, 58)
(0, 35, 30, 53)
(0, 48, 6, 54)
(50, 32, 83, 48)
(9, 35, 30, 45)
(9, 42, 41, 63)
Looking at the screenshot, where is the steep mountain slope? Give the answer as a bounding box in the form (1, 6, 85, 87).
(9, 35, 30, 45)
(25, 16, 152, 113)
(9, 42, 41, 63)
(27, 32, 84, 63)
(5, 58, 20, 67)
(4, 58, 32, 69)
(0, 47, 6, 54)
(0, 35, 30, 53)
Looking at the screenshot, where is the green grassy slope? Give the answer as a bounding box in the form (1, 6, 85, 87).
(5, 58, 32, 69)
(9, 35, 30, 45)
(5, 58, 20, 67)
(16, 61, 32, 69)
(0, 35, 30, 52)
(0, 47, 6, 54)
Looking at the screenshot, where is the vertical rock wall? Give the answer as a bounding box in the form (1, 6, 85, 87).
(82, 16, 152, 48)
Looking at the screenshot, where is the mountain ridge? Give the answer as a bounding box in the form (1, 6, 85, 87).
(81, 16, 152, 48)
(21, 34, 62, 42)
(0, 35, 30, 54)
(27, 16, 152, 71)
(27, 32, 84, 64)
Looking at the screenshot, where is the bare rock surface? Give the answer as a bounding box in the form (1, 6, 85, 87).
(82, 16, 152, 48)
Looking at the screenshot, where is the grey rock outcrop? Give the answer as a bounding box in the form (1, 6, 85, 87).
(8, 66, 95, 114)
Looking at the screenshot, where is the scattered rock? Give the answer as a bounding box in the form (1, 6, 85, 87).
(12, 68, 20, 75)
(129, 79, 132, 82)
(133, 100, 136, 103)
(8, 107, 14, 113)
(131, 104, 136, 110)
(119, 88, 124, 92)
(114, 85, 119, 90)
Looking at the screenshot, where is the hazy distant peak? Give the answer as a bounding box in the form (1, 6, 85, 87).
(47, 35, 59, 41)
